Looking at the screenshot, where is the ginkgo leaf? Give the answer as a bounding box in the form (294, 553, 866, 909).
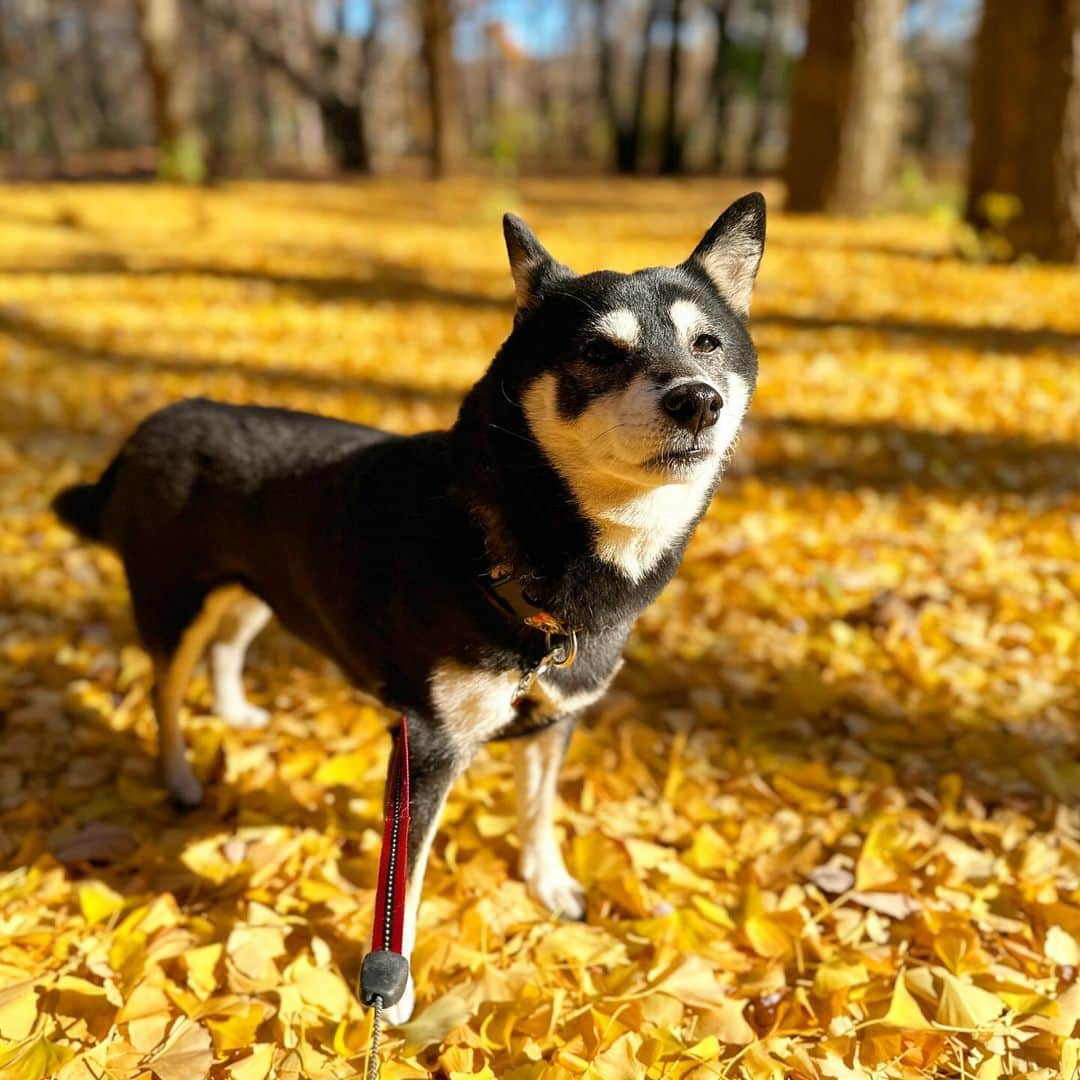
(142, 1017, 213, 1080)
(399, 993, 473, 1054)
(879, 971, 934, 1030)
(934, 972, 1006, 1029)
(0, 1035, 74, 1080)
(77, 882, 126, 926)
(0, 981, 38, 1042)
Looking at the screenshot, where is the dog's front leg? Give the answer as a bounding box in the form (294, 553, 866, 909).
(512, 718, 586, 919)
(382, 730, 465, 1026)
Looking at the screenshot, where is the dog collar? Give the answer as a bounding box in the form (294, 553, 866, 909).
(477, 564, 579, 697)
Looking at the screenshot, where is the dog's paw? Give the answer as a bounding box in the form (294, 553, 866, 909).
(165, 763, 203, 809)
(382, 977, 415, 1026)
(218, 700, 271, 730)
(525, 865, 587, 920)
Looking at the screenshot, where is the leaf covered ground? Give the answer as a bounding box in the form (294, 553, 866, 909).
(0, 180, 1078, 1079)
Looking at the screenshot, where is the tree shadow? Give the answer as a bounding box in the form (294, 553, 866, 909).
(764, 234, 954, 263)
(612, 640, 1080, 813)
(0, 249, 509, 311)
(737, 413, 1080, 496)
(0, 303, 470, 405)
(755, 312, 1080, 356)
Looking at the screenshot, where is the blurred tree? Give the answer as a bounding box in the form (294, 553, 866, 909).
(135, 0, 205, 181)
(748, 0, 799, 174)
(783, 0, 905, 213)
(595, 0, 664, 173)
(191, 0, 376, 172)
(660, 0, 687, 174)
(966, 0, 1079, 262)
(420, 0, 465, 177)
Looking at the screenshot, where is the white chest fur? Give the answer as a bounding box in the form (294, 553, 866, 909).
(429, 660, 614, 748)
(585, 477, 714, 583)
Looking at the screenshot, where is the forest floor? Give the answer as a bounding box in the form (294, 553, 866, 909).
(0, 180, 1078, 1080)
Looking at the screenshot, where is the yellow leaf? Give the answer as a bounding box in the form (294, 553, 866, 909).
(143, 1017, 213, 1080)
(226, 924, 286, 991)
(184, 943, 223, 999)
(855, 817, 908, 891)
(584, 1031, 642, 1079)
(1045, 925, 1080, 967)
(399, 993, 473, 1054)
(878, 971, 934, 1029)
(697, 999, 755, 1046)
(743, 912, 792, 959)
(77, 881, 125, 927)
(205, 1003, 268, 1052)
(288, 955, 352, 1017)
(934, 971, 1005, 1029)
(690, 894, 735, 929)
(313, 751, 371, 788)
(228, 1044, 275, 1080)
(813, 960, 869, 997)
(117, 978, 171, 1053)
(0, 1035, 74, 1080)
(0, 980, 38, 1041)
(685, 825, 729, 871)
(651, 956, 730, 1010)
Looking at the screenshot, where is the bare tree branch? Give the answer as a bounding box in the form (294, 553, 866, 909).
(188, 0, 337, 105)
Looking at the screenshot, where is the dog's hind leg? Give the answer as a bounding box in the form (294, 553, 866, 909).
(512, 718, 586, 919)
(146, 585, 245, 807)
(210, 594, 272, 729)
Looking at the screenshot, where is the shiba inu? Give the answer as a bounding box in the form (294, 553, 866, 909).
(53, 193, 765, 1022)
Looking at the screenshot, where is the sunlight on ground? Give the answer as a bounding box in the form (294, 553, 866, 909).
(0, 179, 1078, 1078)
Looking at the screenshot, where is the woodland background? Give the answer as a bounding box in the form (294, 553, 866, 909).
(0, 0, 1077, 259)
(0, 2, 1079, 1079)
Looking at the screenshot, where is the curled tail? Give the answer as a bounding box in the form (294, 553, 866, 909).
(52, 457, 119, 542)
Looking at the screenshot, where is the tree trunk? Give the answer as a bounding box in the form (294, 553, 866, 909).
(134, 0, 204, 181)
(706, 0, 735, 168)
(319, 98, 368, 172)
(660, 0, 686, 175)
(783, 0, 904, 214)
(748, 0, 798, 174)
(420, 0, 464, 178)
(595, 0, 663, 174)
(966, 0, 1079, 262)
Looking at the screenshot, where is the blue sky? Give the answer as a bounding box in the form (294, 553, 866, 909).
(332, 0, 978, 56)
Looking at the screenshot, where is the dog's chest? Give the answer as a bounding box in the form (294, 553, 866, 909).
(429, 658, 615, 748)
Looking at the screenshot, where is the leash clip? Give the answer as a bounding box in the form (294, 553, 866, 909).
(512, 628, 578, 705)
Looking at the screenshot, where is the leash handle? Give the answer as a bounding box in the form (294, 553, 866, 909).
(360, 716, 412, 1010)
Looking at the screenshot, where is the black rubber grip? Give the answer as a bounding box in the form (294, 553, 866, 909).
(359, 950, 410, 1008)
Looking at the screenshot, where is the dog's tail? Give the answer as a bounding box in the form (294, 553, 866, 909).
(52, 457, 119, 543)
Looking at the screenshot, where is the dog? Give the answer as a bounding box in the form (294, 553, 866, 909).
(52, 193, 765, 1022)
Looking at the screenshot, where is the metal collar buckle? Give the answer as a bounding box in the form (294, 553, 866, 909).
(513, 627, 578, 705)
(478, 562, 579, 704)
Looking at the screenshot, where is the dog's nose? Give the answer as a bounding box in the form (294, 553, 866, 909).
(660, 382, 722, 433)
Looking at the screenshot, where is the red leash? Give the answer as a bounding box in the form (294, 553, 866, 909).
(370, 716, 411, 956)
(360, 716, 412, 1077)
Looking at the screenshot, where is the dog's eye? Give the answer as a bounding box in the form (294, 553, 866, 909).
(582, 339, 624, 365)
(692, 333, 720, 354)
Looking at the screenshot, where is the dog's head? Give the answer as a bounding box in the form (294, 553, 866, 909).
(463, 195, 765, 579)
(502, 194, 762, 482)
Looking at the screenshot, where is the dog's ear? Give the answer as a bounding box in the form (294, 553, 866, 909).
(503, 213, 573, 314)
(685, 193, 766, 318)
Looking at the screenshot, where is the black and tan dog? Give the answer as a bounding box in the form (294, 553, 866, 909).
(53, 194, 765, 1021)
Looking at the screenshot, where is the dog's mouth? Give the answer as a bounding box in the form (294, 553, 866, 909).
(641, 445, 712, 472)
